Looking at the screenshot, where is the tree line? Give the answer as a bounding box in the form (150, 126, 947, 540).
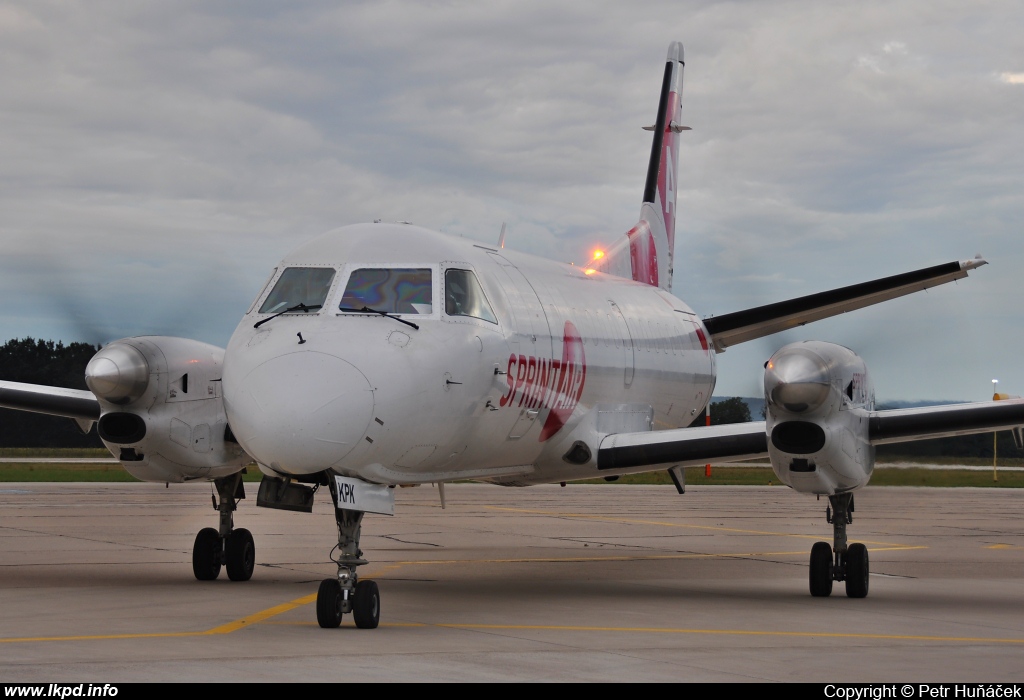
(0, 338, 1019, 457)
(0, 338, 103, 448)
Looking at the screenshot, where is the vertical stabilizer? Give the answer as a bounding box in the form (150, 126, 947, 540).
(630, 42, 685, 291)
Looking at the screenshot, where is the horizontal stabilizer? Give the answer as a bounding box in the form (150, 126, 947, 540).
(704, 256, 987, 352)
(0, 380, 100, 421)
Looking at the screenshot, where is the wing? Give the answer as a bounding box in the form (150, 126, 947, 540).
(703, 257, 987, 352)
(598, 421, 767, 472)
(869, 399, 1024, 445)
(596, 399, 1024, 474)
(0, 380, 101, 432)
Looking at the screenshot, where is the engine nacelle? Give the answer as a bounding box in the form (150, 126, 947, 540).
(764, 341, 875, 495)
(85, 337, 250, 483)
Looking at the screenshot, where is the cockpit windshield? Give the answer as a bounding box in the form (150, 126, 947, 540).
(340, 268, 433, 315)
(258, 267, 336, 314)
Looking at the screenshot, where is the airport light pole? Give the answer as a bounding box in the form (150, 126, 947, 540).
(992, 379, 999, 482)
(705, 401, 712, 478)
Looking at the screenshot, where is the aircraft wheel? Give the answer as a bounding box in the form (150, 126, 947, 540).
(317, 579, 343, 628)
(225, 528, 255, 582)
(353, 580, 380, 629)
(845, 543, 869, 599)
(809, 541, 833, 597)
(192, 527, 222, 581)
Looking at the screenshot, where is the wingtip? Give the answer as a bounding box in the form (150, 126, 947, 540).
(667, 42, 684, 64)
(961, 254, 988, 271)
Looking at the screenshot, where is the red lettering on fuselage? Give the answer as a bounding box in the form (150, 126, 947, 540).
(520, 356, 538, 407)
(497, 321, 587, 441)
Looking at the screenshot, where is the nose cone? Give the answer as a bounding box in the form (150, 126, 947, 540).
(765, 349, 831, 413)
(225, 351, 374, 474)
(85, 343, 150, 403)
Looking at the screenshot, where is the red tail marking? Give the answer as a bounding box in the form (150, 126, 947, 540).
(658, 89, 680, 256)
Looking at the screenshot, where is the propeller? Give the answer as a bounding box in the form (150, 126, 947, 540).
(17, 235, 259, 352)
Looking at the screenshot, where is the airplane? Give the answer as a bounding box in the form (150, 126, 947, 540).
(3, 41, 1024, 629)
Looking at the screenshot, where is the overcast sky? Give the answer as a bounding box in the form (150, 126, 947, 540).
(2, 1, 1021, 401)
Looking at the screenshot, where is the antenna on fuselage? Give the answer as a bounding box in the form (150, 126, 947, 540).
(497, 223, 506, 249)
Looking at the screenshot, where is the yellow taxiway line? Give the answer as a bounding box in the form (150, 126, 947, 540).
(371, 545, 924, 569)
(0, 593, 318, 644)
(4, 597, 1024, 646)
(484, 505, 917, 548)
(0, 512, 939, 646)
(420, 623, 1024, 644)
(258, 618, 1024, 646)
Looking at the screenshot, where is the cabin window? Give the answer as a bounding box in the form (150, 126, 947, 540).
(444, 269, 497, 323)
(340, 268, 433, 314)
(259, 267, 336, 314)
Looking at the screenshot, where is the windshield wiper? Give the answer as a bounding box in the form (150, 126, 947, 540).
(253, 303, 322, 329)
(338, 306, 419, 330)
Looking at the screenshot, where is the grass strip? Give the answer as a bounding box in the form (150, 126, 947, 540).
(0, 448, 110, 458)
(581, 466, 1023, 488)
(1, 464, 1019, 487)
(0, 463, 264, 482)
(1, 451, 1021, 487)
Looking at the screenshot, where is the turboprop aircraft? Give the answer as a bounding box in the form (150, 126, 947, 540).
(4, 42, 1024, 629)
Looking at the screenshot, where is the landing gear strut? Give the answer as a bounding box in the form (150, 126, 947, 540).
(192, 472, 255, 582)
(316, 476, 380, 629)
(808, 492, 868, 598)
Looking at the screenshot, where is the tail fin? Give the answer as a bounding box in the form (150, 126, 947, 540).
(629, 42, 686, 291)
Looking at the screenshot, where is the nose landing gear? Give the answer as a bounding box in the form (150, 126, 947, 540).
(808, 492, 868, 598)
(192, 472, 256, 582)
(316, 477, 382, 629)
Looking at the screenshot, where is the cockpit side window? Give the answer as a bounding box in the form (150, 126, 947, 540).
(248, 267, 278, 314)
(258, 267, 336, 314)
(445, 269, 497, 324)
(340, 268, 433, 314)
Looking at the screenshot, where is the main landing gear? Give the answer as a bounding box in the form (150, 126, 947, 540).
(316, 477, 380, 629)
(192, 472, 255, 582)
(809, 492, 868, 599)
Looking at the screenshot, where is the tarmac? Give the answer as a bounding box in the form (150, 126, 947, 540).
(0, 482, 1022, 682)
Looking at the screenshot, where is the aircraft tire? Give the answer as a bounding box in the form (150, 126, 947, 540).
(317, 578, 343, 628)
(192, 528, 222, 581)
(809, 541, 833, 597)
(353, 580, 380, 629)
(845, 543, 869, 599)
(225, 528, 255, 582)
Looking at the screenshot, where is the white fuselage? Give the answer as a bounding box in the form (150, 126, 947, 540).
(222, 223, 715, 486)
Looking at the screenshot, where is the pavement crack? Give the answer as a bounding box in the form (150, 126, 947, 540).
(380, 533, 443, 547)
(0, 526, 177, 552)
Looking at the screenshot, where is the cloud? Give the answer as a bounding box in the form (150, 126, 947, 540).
(1, 0, 1022, 401)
